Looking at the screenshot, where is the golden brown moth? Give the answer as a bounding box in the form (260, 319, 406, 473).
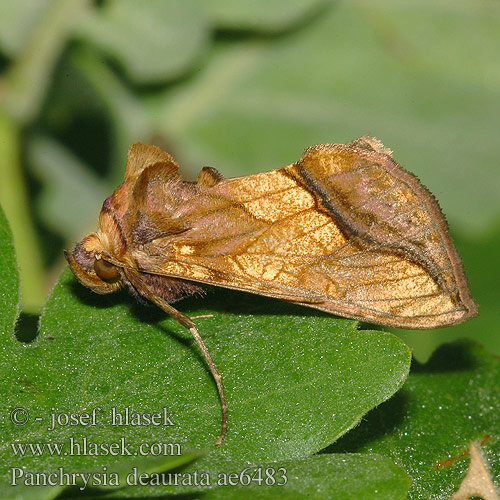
(65, 136, 476, 445)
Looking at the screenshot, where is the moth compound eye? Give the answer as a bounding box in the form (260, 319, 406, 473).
(94, 258, 120, 283)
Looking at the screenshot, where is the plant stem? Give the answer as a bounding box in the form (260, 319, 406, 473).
(0, 111, 45, 312)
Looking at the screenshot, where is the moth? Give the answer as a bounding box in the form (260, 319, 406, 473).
(66, 136, 476, 445)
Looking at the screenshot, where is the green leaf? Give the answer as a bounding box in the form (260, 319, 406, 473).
(204, 454, 410, 500)
(207, 0, 329, 33)
(107, 454, 411, 499)
(0, 266, 411, 495)
(2, 454, 204, 500)
(76, 0, 209, 84)
(0, 203, 20, 344)
(328, 340, 500, 499)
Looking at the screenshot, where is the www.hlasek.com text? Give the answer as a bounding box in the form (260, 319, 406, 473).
(11, 437, 182, 457)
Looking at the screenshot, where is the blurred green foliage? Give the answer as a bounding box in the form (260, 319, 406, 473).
(0, 0, 499, 359)
(1, 3, 500, 498)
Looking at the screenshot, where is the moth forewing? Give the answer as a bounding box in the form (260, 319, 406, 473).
(66, 137, 476, 445)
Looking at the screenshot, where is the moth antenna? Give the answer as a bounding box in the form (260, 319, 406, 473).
(137, 288, 227, 446)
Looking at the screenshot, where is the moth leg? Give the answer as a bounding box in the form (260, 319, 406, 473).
(188, 323, 227, 447)
(145, 294, 227, 446)
(190, 314, 214, 320)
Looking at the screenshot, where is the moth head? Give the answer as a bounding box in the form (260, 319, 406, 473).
(65, 233, 123, 294)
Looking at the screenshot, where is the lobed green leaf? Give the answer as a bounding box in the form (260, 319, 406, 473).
(328, 340, 500, 499)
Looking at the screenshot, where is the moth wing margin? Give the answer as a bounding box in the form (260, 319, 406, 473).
(295, 138, 476, 322)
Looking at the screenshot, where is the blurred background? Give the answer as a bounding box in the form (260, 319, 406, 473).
(0, 0, 498, 360)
